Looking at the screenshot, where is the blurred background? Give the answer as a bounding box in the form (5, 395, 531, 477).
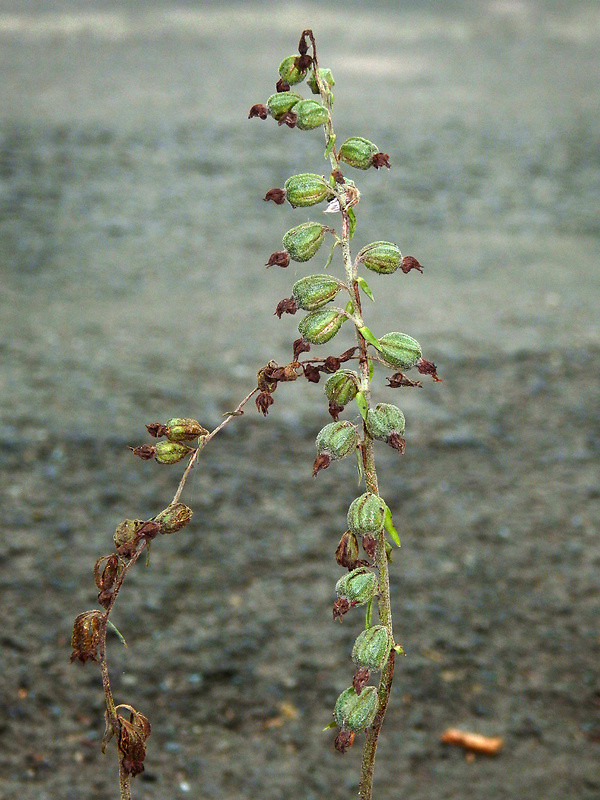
(1, 1, 599, 799)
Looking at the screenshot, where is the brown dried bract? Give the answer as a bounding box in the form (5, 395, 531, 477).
(440, 728, 504, 756)
(264, 188, 286, 204)
(362, 534, 377, 559)
(131, 444, 156, 460)
(255, 391, 274, 416)
(145, 422, 168, 438)
(371, 152, 391, 169)
(401, 255, 423, 274)
(386, 372, 423, 389)
(353, 667, 371, 695)
(70, 610, 103, 664)
(266, 250, 290, 268)
(334, 729, 355, 753)
(416, 358, 441, 382)
(312, 452, 331, 476)
(248, 103, 268, 120)
(333, 597, 350, 622)
(331, 168, 345, 184)
(276, 78, 290, 92)
(275, 298, 298, 318)
(293, 337, 311, 360)
(321, 356, 341, 373)
(302, 364, 321, 384)
(328, 401, 344, 421)
(338, 346, 358, 362)
(278, 111, 297, 128)
(387, 433, 406, 453)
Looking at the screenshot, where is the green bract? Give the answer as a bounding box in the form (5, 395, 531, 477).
(356, 241, 402, 275)
(324, 369, 360, 406)
(334, 686, 378, 732)
(298, 308, 344, 344)
(266, 91, 303, 120)
(278, 55, 308, 85)
(292, 274, 341, 310)
(307, 67, 335, 95)
(376, 332, 422, 370)
(315, 420, 359, 460)
(335, 566, 378, 605)
(366, 403, 405, 441)
(352, 625, 393, 671)
(339, 136, 379, 170)
(293, 99, 329, 130)
(284, 173, 331, 207)
(283, 222, 327, 262)
(347, 493, 386, 537)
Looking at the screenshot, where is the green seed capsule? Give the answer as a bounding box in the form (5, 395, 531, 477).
(339, 137, 380, 170)
(266, 91, 303, 120)
(352, 625, 393, 671)
(356, 241, 402, 275)
(307, 67, 335, 95)
(164, 418, 208, 442)
(334, 686, 378, 732)
(347, 493, 386, 537)
(366, 403, 405, 441)
(284, 173, 331, 207)
(153, 503, 193, 534)
(113, 519, 145, 550)
(292, 99, 329, 130)
(154, 441, 194, 465)
(278, 55, 308, 85)
(377, 332, 422, 370)
(292, 274, 341, 310)
(315, 420, 359, 460)
(335, 567, 378, 605)
(298, 308, 344, 344)
(282, 222, 327, 262)
(324, 369, 360, 406)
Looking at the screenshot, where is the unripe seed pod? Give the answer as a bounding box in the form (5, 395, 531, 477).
(154, 441, 194, 465)
(356, 241, 402, 275)
(266, 91, 303, 120)
(153, 503, 193, 534)
(347, 493, 386, 538)
(307, 67, 335, 95)
(352, 625, 393, 672)
(377, 332, 422, 370)
(292, 274, 341, 310)
(70, 609, 104, 664)
(339, 137, 379, 170)
(298, 308, 344, 344)
(164, 418, 208, 442)
(284, 173, 331, 207)
(324, 369, 360, 406)
(366, 403, 406, 441)
(335, 566, 378, 605)
(282, 222, 327, 262)
(334, 686, 379, 732)
(113, 519, 145, 551)
(316, 420, 359, 460)
(292, 99, 329, 130)
(278, 55, 308, 85)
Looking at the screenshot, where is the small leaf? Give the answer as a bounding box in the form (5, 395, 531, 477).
(365, 597, 373, 629)
(357, 276, 374, 302)
(323, 720, 338, 731)
(107, 619, 128, 648)
(356, 449, 363, 485)
(355, 391, 368, 421)
(324, 134, 336, 159)
(358, 326, 381, 350)
(368, 358, 374, 381)
(345, 299, 355, 316)
(348, 207, 357, 239)
(383, 504, 401, 547)
(323, 241, 338, 270)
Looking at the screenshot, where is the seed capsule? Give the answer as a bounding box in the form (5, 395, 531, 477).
(334, 686, 379, 732)
(315, 420, 359, 461)
(284, 173, 331, 207)
(278, 55, 309, 85)
(377, 332, 422, 370)
(347, 493, 386, 537)
(292, 99, 329, 130)
(153, 503, 193, 534)
(339, 137, 380, 170)
(113, 519, 145, 551)
(164, 418, 208, 442)
(366, 403, 405, 440)
(352, 625, 393, 672)
(154, 441, 194, 465)
(335, 530, 360, 569)
(356, 241, 402, 275)
(298, 308, 344, 344)
(307, 67, 335, 95)
(292, 274, 341, 310)
(282, 222, 327, 262)
(335, 566, 378, 606)
(324, 369, 360, 407)
(70, 609, 103, 664)
(266, 91, 303, 120)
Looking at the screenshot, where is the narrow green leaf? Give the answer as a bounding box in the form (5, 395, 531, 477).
(358, 326, 380, 351)
(383, 504, 401, 547)
(324, 134, 336, 159)
(348, 207, 357, 239)
(357, 276, 374, 302)
(368, 358, 374, 382)
(365, 597, 373, 629)
(322, 720, 337, 731)
(345, 300, 355, 317)
(355, 391, 368, 421)
(356, 448, 363, 485)
(323, 240, 338, 270)
(107, 619, 128, 648)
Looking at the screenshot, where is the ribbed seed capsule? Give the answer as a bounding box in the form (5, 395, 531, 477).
(335, 567, 378, 605)
(324, 369, 360, 406)
(347, 493, 386, 537)
(113, 519, 145, 551)
(164, 418, 208, 442)
(266, 91, 303, 120)
(366, 403, 405, 440)
(377, 332, 422, 370)
(339, 137, 380, 170)
(292, 274, 341, 310)
(356, 241, 402, 275)
(282, 222, 327, 262)
(298, 308, 344, 344)
(154, 441, 194, 465)
(284, 174, 331, 207)
(315, 420, 359, 460)
(352, 625, 393, 671)
(307, 67, 335, 94)
(153, 503, 193, 534)
(292, 99, 329, 130)
(334, 686, 378, 732)
(278, 55, 309, 85)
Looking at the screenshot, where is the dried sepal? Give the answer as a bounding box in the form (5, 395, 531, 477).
(116, 705, 152, 777)
(94, 554, 121, 609)
(70, 609, 104, 664)
(335, 530, 360, 570)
